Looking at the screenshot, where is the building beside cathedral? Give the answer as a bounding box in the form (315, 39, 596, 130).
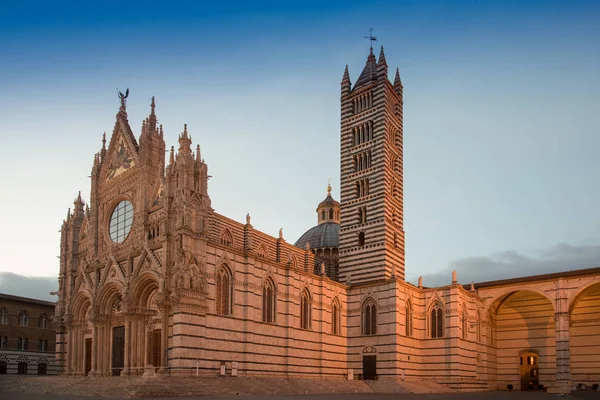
(55, 46, 600, 393)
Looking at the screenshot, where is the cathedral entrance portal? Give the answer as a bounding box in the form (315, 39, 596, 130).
(520, 351, 539, 391)
(362, 355, 377, 380)
(84, 338, 92, 376)
(112, 326, 125, 376)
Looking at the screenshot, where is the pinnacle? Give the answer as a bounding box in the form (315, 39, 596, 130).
(342, 65, 350, 82)
(378, 45, 387, 66)
(394, 67, 402, 89)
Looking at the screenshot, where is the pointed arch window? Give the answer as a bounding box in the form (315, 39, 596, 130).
(332, 298, 341, 335)
(262, 278, 276, 323)
(362, 298, 377, 335)
(0, 308, 7, 325)
(39, 313, 48, 329)
(300, 289, 312, 330)
(215, 265, 232, 316)
(0, 336, 6, 349)
(220, 229, 234, 247)
(429, 301, 444, 338)
(19, 310, 29, 327)
(405, 300, 413, 337)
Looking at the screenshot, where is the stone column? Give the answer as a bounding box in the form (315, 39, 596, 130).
(122, 317, 131, 376)
(554, 285, 571, 394)
(90, 323, 98, 375)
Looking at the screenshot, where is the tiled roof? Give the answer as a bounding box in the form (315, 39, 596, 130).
(353, 50, 377, 90)
(294, 222, 340, 250)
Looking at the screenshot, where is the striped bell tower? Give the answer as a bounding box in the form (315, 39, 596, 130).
(338, 45, 405, 284)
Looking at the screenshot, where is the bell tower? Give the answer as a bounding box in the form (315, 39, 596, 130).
(338, 45, 405, 284)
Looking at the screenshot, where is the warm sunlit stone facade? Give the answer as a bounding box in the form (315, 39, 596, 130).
(55, 47, 600, 393)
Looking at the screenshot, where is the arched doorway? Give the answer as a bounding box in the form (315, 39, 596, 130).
(488, 289, 554, 390)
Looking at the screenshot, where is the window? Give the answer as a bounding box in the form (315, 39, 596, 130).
(18, 337, 28, 350)
(220, 229, 233, 247)
(215, 266, 232, 316)
(355, 179, 369, 198)
(362, 299, 377, 335)
(0, 308, 7, 325)
(0, 336, 6, 349)
(300, 289, 312, 330)
(405, 300, 413, 337)
(108, 200, 134, 243)
(19, 310, 29, 327)
(430, 302, 444, 338)
(358, 232, 365, 246)
(352, 121, 374, 146)
(38, 339, 48, 352)
(461, 305, 467, 339)
(262, 278, 276, 323)
(332, 298, 341, 335)
(39, 313, 48, 329)
(358, 207, 367, 224)
(329, 209, 334, 219)
(354, 151, 372, 172)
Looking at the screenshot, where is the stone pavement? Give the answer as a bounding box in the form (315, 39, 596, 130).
(1, 390, 599, 400)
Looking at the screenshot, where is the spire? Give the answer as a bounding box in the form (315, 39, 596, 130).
(393, 67, 403, 93)
(169, 146, 174, 165)
(353, 49, 378, 89)
(148, 96, 157, 132)
(377, 45, 388, 78)
(341, 65, 350, 84)
(179, 124, 191, 152)
(341, 64, 351, 97)
(327, 181, 332, 195)
(378, 45, 387, 66)
(101, 132, 107, 161)
(196, 144, 201, 163)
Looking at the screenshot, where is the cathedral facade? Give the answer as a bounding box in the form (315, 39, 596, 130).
(55, 47, 600, 393)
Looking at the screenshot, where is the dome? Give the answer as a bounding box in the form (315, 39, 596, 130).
(294, 222, 339, 249)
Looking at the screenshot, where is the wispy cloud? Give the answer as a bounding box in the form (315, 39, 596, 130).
(0, 272, 57, 302)
(411, 242, 600, 287)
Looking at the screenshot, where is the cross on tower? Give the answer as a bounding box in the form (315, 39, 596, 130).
(364, 28, 377, 50)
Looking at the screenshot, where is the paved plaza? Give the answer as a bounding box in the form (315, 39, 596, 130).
(1, 391, 598, 400)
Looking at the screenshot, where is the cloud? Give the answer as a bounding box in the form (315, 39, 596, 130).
(412, 242, 600, 287)
(0, 272, 57, 302)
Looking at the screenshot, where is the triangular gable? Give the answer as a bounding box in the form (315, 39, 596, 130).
(102, 111, 140, 182)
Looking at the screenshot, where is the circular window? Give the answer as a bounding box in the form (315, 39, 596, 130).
(109, 200, 133, 243)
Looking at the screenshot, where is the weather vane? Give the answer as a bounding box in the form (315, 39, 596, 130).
(364, 28, 377, 50)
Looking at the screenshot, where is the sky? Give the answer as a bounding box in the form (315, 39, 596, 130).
(1, 0, 599, 300)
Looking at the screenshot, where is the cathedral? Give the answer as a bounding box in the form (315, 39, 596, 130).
(55, 46, 600, 393)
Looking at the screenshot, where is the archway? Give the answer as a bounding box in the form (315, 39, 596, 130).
(129, 273, 160, 373)
(569, 282, 600, 387)
(488, 290, 555, 390)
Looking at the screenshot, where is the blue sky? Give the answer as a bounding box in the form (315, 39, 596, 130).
(1, 0, 599, 293)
